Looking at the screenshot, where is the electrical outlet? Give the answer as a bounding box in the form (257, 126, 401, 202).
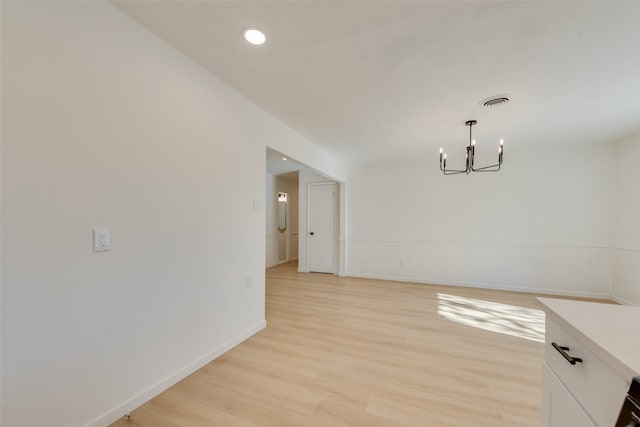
(93, 228, 111, 252)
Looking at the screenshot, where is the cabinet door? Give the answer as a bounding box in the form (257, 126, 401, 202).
(543, 364, 597, 427)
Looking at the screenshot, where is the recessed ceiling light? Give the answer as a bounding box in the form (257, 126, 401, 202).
(243, 28, 266, 45)
(282, 157, 287, 161)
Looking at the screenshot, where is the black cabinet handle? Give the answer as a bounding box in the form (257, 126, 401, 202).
(552, 342, 583, 365)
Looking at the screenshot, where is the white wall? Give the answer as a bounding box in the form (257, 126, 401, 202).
(265, 173, 278, 267)
(346, 141, 615, 297)
(0, 3, 344, 427)
(0, 0, 3, 410)
(612, 131, 640, 305)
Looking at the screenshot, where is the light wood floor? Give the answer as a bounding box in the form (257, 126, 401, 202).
(111, 262, 607, 427)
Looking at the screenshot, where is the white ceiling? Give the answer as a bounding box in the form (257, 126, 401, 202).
(113, 1, 640, 166)
(266, 147, 307, 176)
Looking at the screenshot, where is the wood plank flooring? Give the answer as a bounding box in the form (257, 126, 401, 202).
(110, 262, 608, 427)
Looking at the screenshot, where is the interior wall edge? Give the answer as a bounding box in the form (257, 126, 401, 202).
(611, 130, 640, 306)
(611, 248, 640, 306)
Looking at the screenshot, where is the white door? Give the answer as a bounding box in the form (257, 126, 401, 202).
(308, 182, 336, 273)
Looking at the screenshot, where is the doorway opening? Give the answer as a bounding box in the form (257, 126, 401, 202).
(266, 171, 299, 268)
(265, 148, 343, 275)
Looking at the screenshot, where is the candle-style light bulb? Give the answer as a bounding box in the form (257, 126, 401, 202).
(472, 139, 476, 146)
(443, 153, 447, 159)
(500, 139, 504, 146)
(439, 147, 443, 154)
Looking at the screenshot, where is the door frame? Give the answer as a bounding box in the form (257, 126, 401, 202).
(306, 181, 338, 274)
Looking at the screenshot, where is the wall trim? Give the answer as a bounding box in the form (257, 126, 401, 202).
(347, 238, 613, 250)
(611, 248, 640, 305)
(346, 272, 612, 300)
(612, 295, 639, 306)
(84, 320, 267, 427)
(613, 246, 640, 254)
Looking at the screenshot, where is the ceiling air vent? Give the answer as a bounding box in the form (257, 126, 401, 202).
(481, 96, 510, 107)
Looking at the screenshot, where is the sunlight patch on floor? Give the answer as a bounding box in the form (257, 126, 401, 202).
(437, 293, 545, 342)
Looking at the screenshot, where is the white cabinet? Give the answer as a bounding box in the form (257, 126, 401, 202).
(544, 317, 628, 426)
(539, 298, 635, 427)
(543, 364, 596, 427)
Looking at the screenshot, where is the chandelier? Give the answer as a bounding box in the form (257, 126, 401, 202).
(439, 120, 503, 175)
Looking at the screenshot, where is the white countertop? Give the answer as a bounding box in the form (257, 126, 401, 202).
(538, 298, 640, 382)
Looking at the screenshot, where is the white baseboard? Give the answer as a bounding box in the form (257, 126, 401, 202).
(84, 320, 267, 427)
(346, 272, 612, 300)
(611, 295, 639, 306)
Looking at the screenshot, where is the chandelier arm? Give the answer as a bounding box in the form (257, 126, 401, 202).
(471, 162, 502, 171)
(440, 161, 467, 174)
(441, 164, 467, 173)
(472, 164, 502, 172)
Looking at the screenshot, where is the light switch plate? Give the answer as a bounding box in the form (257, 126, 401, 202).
(93, 228, 111, 251)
